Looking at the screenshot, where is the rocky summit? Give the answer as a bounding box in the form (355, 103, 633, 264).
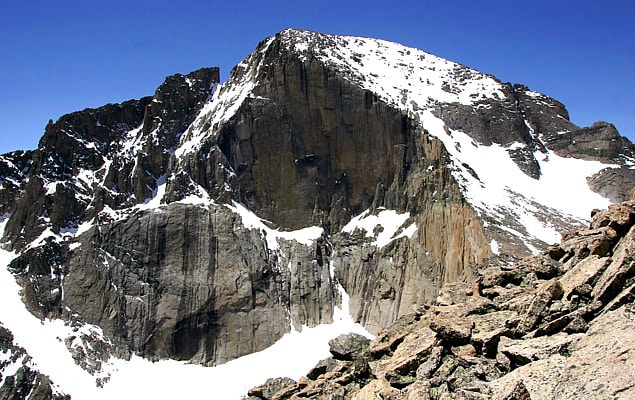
(0, 29, 634, 399)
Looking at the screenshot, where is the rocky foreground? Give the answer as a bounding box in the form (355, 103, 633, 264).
(247, 202, 635, 400)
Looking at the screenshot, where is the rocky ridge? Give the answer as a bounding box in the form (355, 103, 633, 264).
(248, 201, 635, 399)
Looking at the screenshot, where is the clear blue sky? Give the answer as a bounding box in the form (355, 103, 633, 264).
(1, 1, 633, 154)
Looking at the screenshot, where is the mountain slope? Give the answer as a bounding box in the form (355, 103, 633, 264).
(1, 29, 634, 399)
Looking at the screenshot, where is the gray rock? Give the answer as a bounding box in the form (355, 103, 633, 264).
(592, 224, 635, 306)
(247, 377, 296, 400)
(588, 166, 635, 203)
(498, 333, 581, 367)
(470, 311, 517, 357)
(429, 311, 474, 345)
(516, 279, 563, 334)
(328, 333, 370, 361)
(306, 357, 341, 380)
(492, 380, 532, 400)
(415, 345, 444, 379)
(490, 307, 635, 400)
(559, 255, 610, 301)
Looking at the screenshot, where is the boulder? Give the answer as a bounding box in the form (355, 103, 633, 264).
(374, 324, 438, 378)
(492, 380, 532, 400)
(589, 201, 635, 234)
(247, 377, 296, 400)
(306, 357, 343, 380)
(470, 311, 517, 357)
(328, 333, 370, 361)
(498, 333, 581, 367)
(516, 279, 563, 334)
(592, 225, 635, 306)
(559, 255, 610, 300)
(415, 345, 444, 379)
(490, 307, 635, 399)
(430, 310, 474, 344)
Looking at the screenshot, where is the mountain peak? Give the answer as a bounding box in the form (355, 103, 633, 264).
(1, 29, 635, 400)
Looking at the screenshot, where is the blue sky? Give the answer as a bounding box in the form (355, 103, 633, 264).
(1, 1, 633, 154)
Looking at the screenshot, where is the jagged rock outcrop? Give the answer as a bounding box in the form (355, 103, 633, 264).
(3, 68, 219, 250)
(249, 201, 635, 399)
(0, 151, 32, 217)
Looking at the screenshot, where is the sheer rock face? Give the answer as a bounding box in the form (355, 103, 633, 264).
(59, 203, 335, 365)
(1, 29, 634, 376)
(202, 41, 492, 331)
(544, 121, 634, 162)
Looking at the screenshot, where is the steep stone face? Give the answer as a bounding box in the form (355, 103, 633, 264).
(57, 203, 336, 365)
(587, 165, 635, 203)
(171, 34, 492, 334)
(544, 121, 634, 162)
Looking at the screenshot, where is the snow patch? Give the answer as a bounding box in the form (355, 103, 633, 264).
(138, 175, 167, 211)
(415, 111, 611, 246)
(490, 239, 500, 255)
(227, 202, 323, 250)
(281, 30, 505, 109)
(174, 183, 214, 206)
(342, 209, 416, 247)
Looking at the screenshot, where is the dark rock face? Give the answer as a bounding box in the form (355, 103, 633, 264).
(544, 121, 635, 162)
(175, 34, 492, 334)
(7, 240, 64, 319)
(587, 165, 635, 203)
(215, 43, 421, 230)
(59, 203, 336, 365)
